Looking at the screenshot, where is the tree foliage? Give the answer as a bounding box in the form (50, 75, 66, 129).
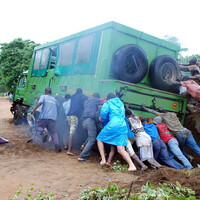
(163, 35, 200, 64)
(164, 35, 189, 54)
(0, 38, 39, 91)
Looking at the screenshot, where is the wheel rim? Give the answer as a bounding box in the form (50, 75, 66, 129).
(123, 53, 139, 75)
(161, 62, 177, 84)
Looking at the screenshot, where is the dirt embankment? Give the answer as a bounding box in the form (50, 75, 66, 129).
(0, 97, 200, 199)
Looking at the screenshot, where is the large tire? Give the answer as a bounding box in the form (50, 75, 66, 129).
(13, 104, 23, 125)
(149, 55, 181, 93)
(111, 44, 148, 83)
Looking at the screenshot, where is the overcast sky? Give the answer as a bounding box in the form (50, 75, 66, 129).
(1, 0, 199, 56)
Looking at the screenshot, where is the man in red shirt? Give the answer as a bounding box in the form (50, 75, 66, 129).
(153, 116, 193, 169)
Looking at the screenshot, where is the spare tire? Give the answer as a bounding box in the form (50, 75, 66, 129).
(149, 55, 181, 93)
(111, 44, 148, 83)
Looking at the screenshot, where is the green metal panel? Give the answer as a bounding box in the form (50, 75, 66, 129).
(98, 80, 187, 123)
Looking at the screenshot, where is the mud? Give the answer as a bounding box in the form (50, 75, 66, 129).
(0, 97, 200, 199)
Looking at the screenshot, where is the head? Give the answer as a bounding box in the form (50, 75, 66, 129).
(189, 57, 197, 65)
(191, 70, 200, 76)
(92, 92, 100, 98)
(45, 87, 52, 95)
(76, 88, 83, 94)
(125, 108, 132, 118)
(65, 94, 71, 101)
(158, 107, 167, 113)
(106, 93, 116, 100)
(141, 118, 149, 125)
(153, 116, 162, 125)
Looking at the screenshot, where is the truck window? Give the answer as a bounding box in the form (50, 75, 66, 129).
(32, 48, 50, 76)
(55, 32, 101, 76)
(49, 47, 57, 69)
(75, 35, 94, 64)
(18, 75, 26, 88)
(57, 41, 75, 66)
(33, 50, 42, 69)
(41, 48, 50, 69)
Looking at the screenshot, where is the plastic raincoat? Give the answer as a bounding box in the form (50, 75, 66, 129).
(96, 97, 128, 146)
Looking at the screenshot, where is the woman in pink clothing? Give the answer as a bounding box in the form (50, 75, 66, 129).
(181, 80, 200, 103)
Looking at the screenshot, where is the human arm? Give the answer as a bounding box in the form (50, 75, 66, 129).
(31, 102, 42, 114)
(179, 65, 190, 72)
(141, 104, 161, 116)
(100, 102, 109, 120)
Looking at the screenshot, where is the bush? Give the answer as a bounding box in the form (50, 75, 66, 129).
(78, 181, 198, 200)
(8, 184, 55, 200)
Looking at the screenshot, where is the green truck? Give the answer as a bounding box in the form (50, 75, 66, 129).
(11, 21, 187, 126)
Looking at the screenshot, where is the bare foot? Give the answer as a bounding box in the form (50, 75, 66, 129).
(128, 166, 137, 172)
(99, 161, 106, 166)
(64, 145, 68, 150)
(78, 157, 88, 162)
(80, 145, 85, 150)
(141, 166, 148, 171)
(67, 152, 75, 156)
(105, 162, 112, 168)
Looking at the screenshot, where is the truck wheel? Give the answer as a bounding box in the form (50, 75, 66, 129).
(149, 55, 181, 93)
(13, 104, 23, 125)
(111, 44, 148, 83)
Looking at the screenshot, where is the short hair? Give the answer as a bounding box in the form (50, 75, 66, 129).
(125, 108, 132, 117)
(107, 93, 116, 100)
(45, 87, 52, 94)
(189, 57, 197, 65)
(191, 70, 200, 76)
(141, 118, 149, 123)
(76, 88, 83, 94)
(65, 94, 71, 100)
(92, 93, 100, 98)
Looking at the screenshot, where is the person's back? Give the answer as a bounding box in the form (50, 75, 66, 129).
(83, 97, 100, 119)
(67, 89, 88, 118)
(39, 94, 58, 121)
(31, 87, 61, 152)
(141, 104, 185, 135)
(156, 123, 176, 143)
(159, 112, 185, 135)
(101, 97, 125, 127)
(143, 122, 160, 141)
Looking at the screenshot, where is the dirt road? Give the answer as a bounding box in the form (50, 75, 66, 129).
(0, 97, 137, 199)
(0, 97, 200, 199)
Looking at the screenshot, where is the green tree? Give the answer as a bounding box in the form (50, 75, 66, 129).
(0, 38, 39, 91)
(163, 35, 188, 55)
(163, 35, 200, 63)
